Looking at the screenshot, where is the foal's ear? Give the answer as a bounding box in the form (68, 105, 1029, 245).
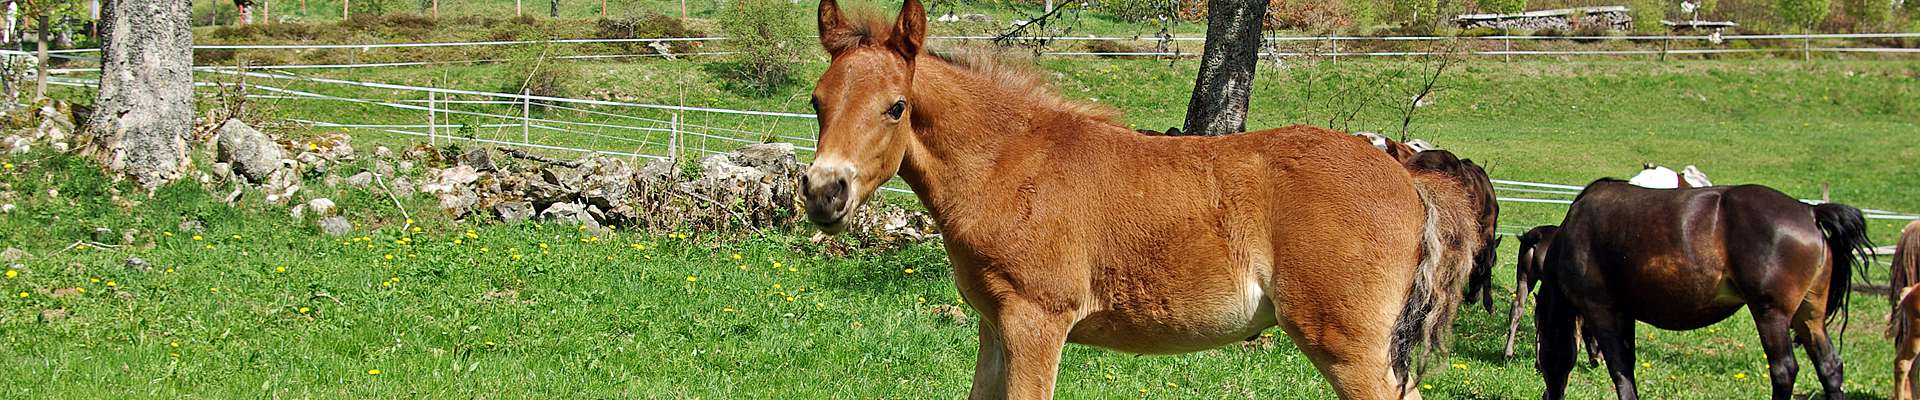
(889, 0, 927, 61)
(819, 0, 856, 56)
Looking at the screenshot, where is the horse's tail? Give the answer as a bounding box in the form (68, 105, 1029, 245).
(1390, 177, 1473, 396)
(1812, 203, 1872, 325)
(1888, 222, 1919, 339)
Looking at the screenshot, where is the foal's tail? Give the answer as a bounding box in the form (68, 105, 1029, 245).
(1390, 180, 1470, 396)
(1813, 203, 1873, 325)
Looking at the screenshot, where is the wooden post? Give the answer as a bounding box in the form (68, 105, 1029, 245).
(516, 0, 522, 16)
(342, 0, 348, 18)
(1660, 37, 1669, 62)
(669, 113, 680, 165)
(428, 91, 437, 146)
(261, 0, 269, 24)
(521, 89, 531, 144)
(1327, 34, 1337, 63)
(600, 0, 606, 18)
(1803, 36, 1811, 61)
(678, 0, 686, 20)
(431, 0, 438, 18)
(1821, 182, 1831, 203)
(1503, 37, 1511, 62)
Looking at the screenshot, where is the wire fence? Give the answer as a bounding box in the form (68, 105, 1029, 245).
(33, 34, 1920, 223)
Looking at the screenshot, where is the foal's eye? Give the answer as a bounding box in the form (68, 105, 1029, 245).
(884, 100, 906, 121)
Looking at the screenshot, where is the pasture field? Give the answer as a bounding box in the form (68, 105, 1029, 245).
(11, 55, 1920, 398)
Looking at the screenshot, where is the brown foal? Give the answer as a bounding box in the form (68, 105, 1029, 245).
(1892, 221, 1920, 400)
(800, 1, 1471, 399)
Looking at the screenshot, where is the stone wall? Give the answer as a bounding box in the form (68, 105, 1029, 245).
(1454, 6, 1635, 32)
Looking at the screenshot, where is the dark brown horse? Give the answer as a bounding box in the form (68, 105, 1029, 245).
(1405, 150, 1502, 314)
(1502, 225, 1601, 366)
(1535, 179, 1873, 400)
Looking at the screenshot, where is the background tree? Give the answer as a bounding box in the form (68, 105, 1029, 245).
(1181, 0, 1269, 136)
(85, 0, 193, 189)
(1774, 0, 1831, 30)
(18, 0, 85, 100)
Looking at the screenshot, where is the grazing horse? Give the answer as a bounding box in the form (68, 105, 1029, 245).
(1535, 179, 1873, 400)
(802, 1, 1468, 398)
(1890, 221, 1920, 400)
(1403, 149, 1503, 314)
(1501, 225, 1601, 366)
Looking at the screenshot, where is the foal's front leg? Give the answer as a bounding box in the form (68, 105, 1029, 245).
(971, 300, 1072, 400)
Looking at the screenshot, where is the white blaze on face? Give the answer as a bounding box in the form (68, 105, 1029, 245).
(1628, 165, 1681, 189)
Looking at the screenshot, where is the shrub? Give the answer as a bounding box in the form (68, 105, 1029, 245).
(1101, 0, 1180, 23)
(596, 13, 705, 52)
(719, 0, 809, 96)
(1457, 26, 1506, 36)
(1476, 0, 1527, 14)
(1774, 0, 1832, 30)
(1841, 0, 1891, 30)
(1083, 39, 1143, 57)
(1627, 0, 1667, 33)
(1390, 0, 1441, 28)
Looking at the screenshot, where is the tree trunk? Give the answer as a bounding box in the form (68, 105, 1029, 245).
(1180, 0, 1268, 136)
(549, 0, 558, 17)
(87, 0, 194, 189)
(33, 12, 45, 100)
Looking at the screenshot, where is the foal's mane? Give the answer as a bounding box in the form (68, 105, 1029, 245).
(831, 9, 1123, 127)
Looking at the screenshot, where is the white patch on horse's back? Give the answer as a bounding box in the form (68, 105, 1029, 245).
(1354, 132, 1391, 152)
(1682, 165, 1713, 187)
(1405, 139, 1438, 152)
(1629, 166, 1680, 189)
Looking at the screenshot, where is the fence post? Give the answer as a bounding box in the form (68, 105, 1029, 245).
(1660, 37, 1669, 62)
(1327, 34, 1337, 63)
(600, 0, 606, 18)
(1803, 36, 1811, 61)
(341, 0, 348, 18)
(427, 90, 437, 146)
(517, 0, 523, 17)
(1503, 37, 1511, 62)
(521, 89, 531, 145)
(432, 0, 438, 18)
(669, 113, 680, 165)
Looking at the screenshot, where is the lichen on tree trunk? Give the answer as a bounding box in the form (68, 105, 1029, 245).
(1181, 0, 1269, 136)
(86, 0, 194, 189)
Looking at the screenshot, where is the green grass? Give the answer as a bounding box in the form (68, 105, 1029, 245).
(12, 54, 1920, 397)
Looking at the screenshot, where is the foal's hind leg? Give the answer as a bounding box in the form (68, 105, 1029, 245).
(1751, 304, 1802, 400)
(1503, 274, 1531, 360)
(1792, 313, 1846, 400)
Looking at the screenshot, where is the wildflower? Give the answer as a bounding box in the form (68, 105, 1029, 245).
(307, 143, 318, 150)
(405, 218, 414, 225)
(163, 231, 173, 237)
(453, 239, 463, 245)
(410, 227, 422, 233)
(511, 254, 522, 261)
(631, 243, 646, 250)
(1423, 384, 1433, 390)
(738, 265, 749, 271)
(903, 268, 915, 274)
(785, 296, 796, 302)
(106, 281, 117, 287)
(75, 287, 85, 294)
(298, 307, 311, 314)
(170, 341, 179, 348)
(1641, 362, 1651, 368)
(539, 243, 549, 250)
(384, 254, 394, 261)
(484, 341, 496, 347)
(165, 268, 174, 273)
(4, 270, 15, 279)
(1166, 382, 1178, 388)
(209, 287, 219, 293)
(231, 234, 242, 240)
(1734, 372, 1747, 380)
(480, 247, 490, 253)
(771, 261, 782, 269)
(15, 291, 25, 298)
(686, 275, 698, 282)
(367, 369, 382, 375)
(722, 307, 736, 312)
(1105, 373, 1114, 380)
(1, 162, 10, 169)
(465, 230, 478, 239)
(275, 266, 287, 273)
(192, 235, 203, 241)
(731, 253, 742, 261)
(1452, 363, 1468, 370)
(205, 244, 215, 250)
(916, 297, 926, 304)
(772, 283, 782, 290)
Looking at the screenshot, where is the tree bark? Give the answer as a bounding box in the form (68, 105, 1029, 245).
(87, 0, 194, 189)
(1180, 0, 1268, 136)
(549, 0, 558, 17)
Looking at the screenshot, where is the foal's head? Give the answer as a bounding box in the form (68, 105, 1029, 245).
(801, 0, 927, 233)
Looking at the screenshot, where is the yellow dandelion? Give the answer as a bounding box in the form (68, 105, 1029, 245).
(785, 296, 796, 302)
(772, 261, 783, 269)
(163, 231, 173, 237)
(511, 254, 522, 261)
(307, 143, 318, 150)
(170, 341, 179, 348)
(106, 281, 117, 287)
(731, 253, 742, 260)
(275, 266, 287, 273)
(75, 287, 85, 294)
(382, 281, 393, 288)
(904, 268, 915, 274)
(16, 291, 26, 298)
(367, 369, 381, 375)
(738, 265, 749, 271)
(405, 218, 414, 225)
(1105, 373, 1115, 380)
(917, 297, 926, 303)
(1641, 362, 1651, 368)
(454, 239, 463, 245)
(1166, 382, 1178, 388)
(1452, 363, 1467, 370)
(1422, 384, 1433, 390)
(192, 235, 203, 241)
(4, 270, 15, 279)
(484, 341, 496, 347)
(1734, 372, 1747, 380)
(204, 244, 215, 250)
(298, 307, 311, 314)
(1, 162, 10, 169)
(722, 307, 737, 312)
(231, 234, 242, 240)
(209, 287, 219, 293)
(539, 243, 549, 249)
(772, 283, 782, 289)
(411, 227, 422, 233)
(384, 254, 394, 261)
(165, 268, 174, 273)
(686, 275, 698, 282)
(480, 247, 490, 253)
(1139, 388, 1148, 394)
(787, 266, 797, 272)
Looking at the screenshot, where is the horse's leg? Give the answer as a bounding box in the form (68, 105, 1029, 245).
(1751, 305, 1801, 400)
(1900, 327, 1920, 400)
(1792, 319, 1845, 400)
(1283, 322, 1400, 400)
(1534, 282, 1578, 400)
(1584, 313, 1639, 400)
(986, 301, 1071, 400)
(967, 323, 1009, 400)
(1503, 269, 1531, 360)
(1578, 318, 1604, 368)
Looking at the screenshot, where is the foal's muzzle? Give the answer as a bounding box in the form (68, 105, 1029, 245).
(802, 164, 856, 233)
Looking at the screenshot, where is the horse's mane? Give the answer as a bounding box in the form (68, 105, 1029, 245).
(928, 46, 1123, 126)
